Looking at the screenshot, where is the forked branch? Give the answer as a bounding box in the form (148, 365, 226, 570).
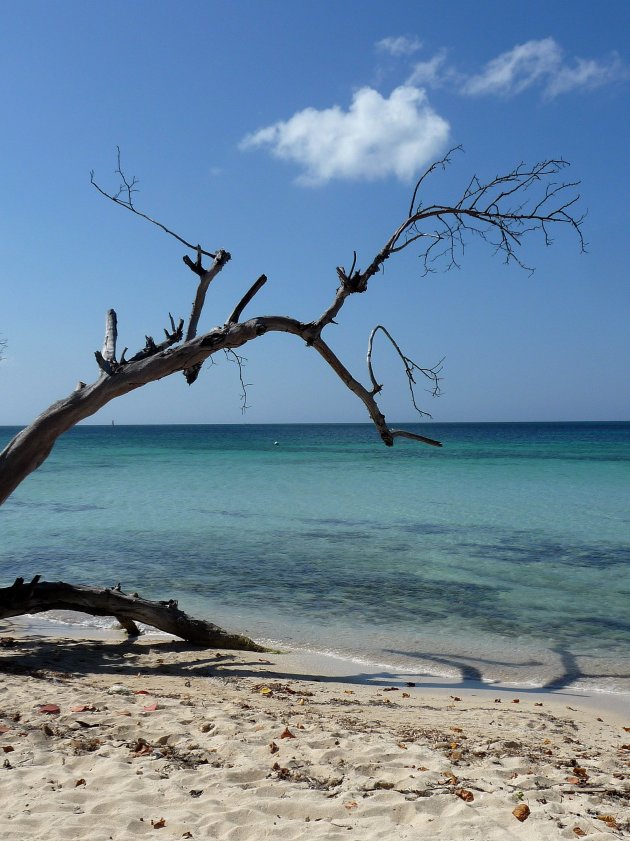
(367, 325, 443, 418)
(342, 148, 585, 292)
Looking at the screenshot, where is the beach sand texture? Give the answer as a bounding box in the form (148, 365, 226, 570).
(0, 634, 628, 841)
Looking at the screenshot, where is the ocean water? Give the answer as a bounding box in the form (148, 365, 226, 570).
(1, 422, 629, 697)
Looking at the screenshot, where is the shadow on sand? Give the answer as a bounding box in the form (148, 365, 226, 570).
(0, 632, 627, 702)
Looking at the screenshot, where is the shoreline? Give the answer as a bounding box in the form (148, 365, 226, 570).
(0, 628, 628, 840)
(4, 613, 629, 720)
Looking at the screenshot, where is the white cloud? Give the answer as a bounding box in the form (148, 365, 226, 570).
(544, 52, 628, 97)
(462, 38, 562, 96)
(240, 86, 450, 186)
(376, 36, 423, 57)
(404, 39, 627, 100)
(461, 38, 628, 98)
(407, 50, 452, 87)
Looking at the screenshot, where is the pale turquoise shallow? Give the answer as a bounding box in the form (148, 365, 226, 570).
(1, 422, 629, 696)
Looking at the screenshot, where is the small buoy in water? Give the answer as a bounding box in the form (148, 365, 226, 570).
(273, 441, 279, 446)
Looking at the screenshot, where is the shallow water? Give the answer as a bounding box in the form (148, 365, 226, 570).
(1, 422, 629, 696)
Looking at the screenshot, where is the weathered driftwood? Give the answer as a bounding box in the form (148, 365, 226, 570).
(0, 576, 266, 650)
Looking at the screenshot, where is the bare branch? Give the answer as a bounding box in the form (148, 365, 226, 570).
(90, 149, 217, 259)
(226, 274, 268, 324)
(1, 311, 446, 504)
(94, 311, 184, 377)
(183, 248, 232, 385)
(367, 325, 443, 418)
(94, 350, 115, 376)
(127, 313, 184, 363)
(389, 428, 443, 447)
(185, 249, 231, 342)
(183, 246, 206, 277)
(101, 308, 118, 363)
(113, 146, 139, 207)
(224, 348, 251, 412)
(309, 334, 443, 448)
(408, 145, 463, 217)
(342, 154, 584, 295)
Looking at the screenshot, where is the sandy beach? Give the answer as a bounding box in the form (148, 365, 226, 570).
(0, 624, 628, 841)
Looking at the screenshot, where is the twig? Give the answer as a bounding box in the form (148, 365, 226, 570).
(224, 349, 252, 412)
(367, 325, 443, 418)
(90, 148, 217, 259)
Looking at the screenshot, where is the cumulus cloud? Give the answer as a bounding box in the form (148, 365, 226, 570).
(462, 38, 627, 98)
(240, 86, 450, 186)
(376, 36, 423, 56)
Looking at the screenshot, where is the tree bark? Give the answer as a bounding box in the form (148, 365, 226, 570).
(0, 576, 267, 650)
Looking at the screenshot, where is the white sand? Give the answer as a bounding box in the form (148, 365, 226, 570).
(0, 629, 628, 840)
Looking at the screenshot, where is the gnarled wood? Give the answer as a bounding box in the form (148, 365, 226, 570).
(0, 576, 267, 650)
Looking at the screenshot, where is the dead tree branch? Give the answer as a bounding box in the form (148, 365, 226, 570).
(0, 151, 585, 507)
(185, 249, 232, 342)
(339, 148, 585, 294)
(182, 248, 232, 385)
(367, 325, 443, 418)
(90, 148, 217, 260)
(101, 309, 118, 362)
(224, 349, 252, 412)
(226, 274, 268, 324)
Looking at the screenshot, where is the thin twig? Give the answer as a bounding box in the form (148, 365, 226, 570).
(367, 325, 443, 418)
(224, 349, 251, 412)
(91, 148, 217, 259)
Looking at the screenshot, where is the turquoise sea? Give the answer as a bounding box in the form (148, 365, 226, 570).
(1, 422, 629, 697)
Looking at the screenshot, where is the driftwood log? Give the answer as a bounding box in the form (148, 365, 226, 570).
(0, 576, 266, 651)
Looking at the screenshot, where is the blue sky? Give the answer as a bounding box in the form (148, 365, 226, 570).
(1, 0, 628, 426)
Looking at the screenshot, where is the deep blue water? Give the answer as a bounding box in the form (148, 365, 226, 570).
(1, 422, 629, 694)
